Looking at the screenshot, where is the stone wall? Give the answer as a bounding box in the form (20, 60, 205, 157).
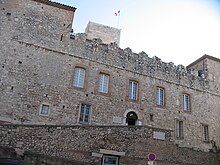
(0, 125, 219, 165)
(187, 55, 220, 93)
(0, 0, 75, 48)
(85, 21, 121, 45)
(1, 36, 219, 151)
(0, 0, 220, 153)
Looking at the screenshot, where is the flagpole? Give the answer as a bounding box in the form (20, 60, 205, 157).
(115, 10, 120, 29)
(117, 13, 120, 29)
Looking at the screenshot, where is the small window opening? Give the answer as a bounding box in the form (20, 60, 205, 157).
(198, 70, 203, 77)
(150, 114, 154, 121)
(40, 104, 49, 115)
(60, 34, 63, 41)
(102, 155, 119, 165)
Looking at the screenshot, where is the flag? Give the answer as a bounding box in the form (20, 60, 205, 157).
(115, 10, 120, 16)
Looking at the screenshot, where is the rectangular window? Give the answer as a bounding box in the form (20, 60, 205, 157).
(79, 104, 91, 124)
(183, 94, 190, 111)
(102, 155, 119, 165)
(176, 120, 183, 139)
(40, 104, 49, 115)
(203, 125, 209, 142)
(98, 73, 109, 93)
(72, 67, 85, 88)
(128, 81, 138, 100)
(156, 87, 165, 106)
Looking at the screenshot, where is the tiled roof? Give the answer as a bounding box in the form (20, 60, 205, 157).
(32, 0, 76, 11)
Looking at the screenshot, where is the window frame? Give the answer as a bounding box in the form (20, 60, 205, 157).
(156, 86, 165, 107)
(182, 93, 191, 112)
(79, 103, 91, 124)
(72, 66, 86, 89)
(202, 124, 209, 142)
(98, 72, 110, 94)
(102, 155, 119, 165)
(39, 104, 50, 116)
(128, 80, 138, 101)
(175, 120, 184, 139)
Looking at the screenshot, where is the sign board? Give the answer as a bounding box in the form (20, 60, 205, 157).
(148, 161, 157, 165)
(148, 153, 156, 161)
(153, 131, 165, 140)
(112, 116, 122, 123)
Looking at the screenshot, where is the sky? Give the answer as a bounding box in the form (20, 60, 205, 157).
(53, 0, 220, 66)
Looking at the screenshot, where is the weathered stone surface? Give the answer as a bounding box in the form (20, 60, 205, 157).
(85, 21, 121, 45)
(0, 0, 220, 162)
(0, 125, 219, 165)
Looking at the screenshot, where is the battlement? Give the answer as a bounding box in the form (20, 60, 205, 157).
(71, 33, 216, 92)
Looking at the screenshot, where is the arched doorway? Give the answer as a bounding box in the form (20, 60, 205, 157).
(126, 111, 138, 125)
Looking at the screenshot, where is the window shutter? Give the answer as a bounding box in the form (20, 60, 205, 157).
(133, 82, 137, 100)
(160, 88, 164, 105)
(129, 82, 133, 99)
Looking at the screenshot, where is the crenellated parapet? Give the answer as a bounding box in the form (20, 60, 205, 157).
(72, 33, 210, 91)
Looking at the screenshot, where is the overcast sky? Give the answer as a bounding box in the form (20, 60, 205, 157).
(53, 0, 220, 66)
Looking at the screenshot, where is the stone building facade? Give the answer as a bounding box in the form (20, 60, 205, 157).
(0, 0, 220, 164)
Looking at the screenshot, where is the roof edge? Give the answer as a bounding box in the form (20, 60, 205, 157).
(31, 0, 76, 11)
(187, 54, 220, 68)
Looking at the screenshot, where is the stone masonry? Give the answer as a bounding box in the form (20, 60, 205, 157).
(0, 125, 220, 165)
(85, 21, 121, 45)
(0, 0, 220, 164)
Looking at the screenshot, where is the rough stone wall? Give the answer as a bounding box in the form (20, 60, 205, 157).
(85, 21, 121, 45)
(0, 0, 220, 153)
(0, 125, 219, 165)
(206, 58, 220, 93)
(0, 146, 89, 165)
(187, 56, 220, 93)
(0, 0, 74, 48)
(1, 36, 219, 151)
(186, 56, 220, 147)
